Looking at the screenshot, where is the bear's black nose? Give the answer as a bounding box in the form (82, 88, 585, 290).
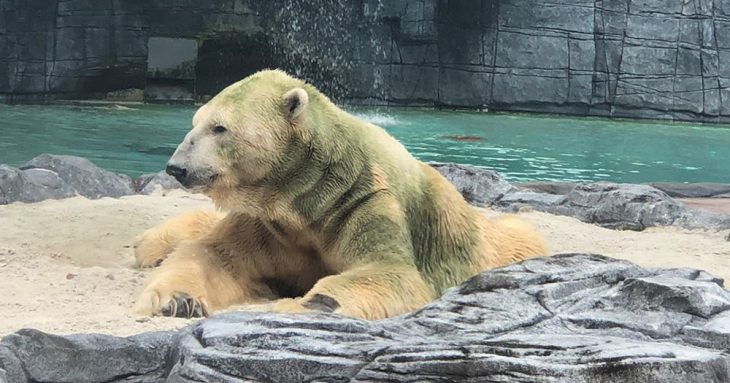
(166, 164, 187, 183)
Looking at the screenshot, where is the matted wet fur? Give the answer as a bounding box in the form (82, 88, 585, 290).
(134, 70, 548, 320)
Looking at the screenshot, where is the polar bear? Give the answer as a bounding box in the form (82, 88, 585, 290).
(134, 70, 547, 320)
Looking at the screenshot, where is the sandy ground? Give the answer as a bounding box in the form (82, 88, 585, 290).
(0, 190, 728, 336)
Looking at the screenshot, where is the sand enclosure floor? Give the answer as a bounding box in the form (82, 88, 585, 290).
(0, 191, 728, 336)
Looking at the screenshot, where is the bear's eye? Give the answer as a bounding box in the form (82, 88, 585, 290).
(212, 125, 227, 134)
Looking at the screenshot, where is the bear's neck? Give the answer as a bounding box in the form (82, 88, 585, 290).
(264, 126, 373, 226)
(218, 104, 421, 237)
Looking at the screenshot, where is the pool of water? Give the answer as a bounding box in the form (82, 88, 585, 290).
(1, 103, 728, 183)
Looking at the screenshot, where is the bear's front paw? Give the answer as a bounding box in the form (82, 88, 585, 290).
(161, 293, 208, 318)
(134, 230, 173, 268)
(136, 288, 209, 318)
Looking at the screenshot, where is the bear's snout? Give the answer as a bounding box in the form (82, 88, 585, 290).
(166, 164, 187, 184)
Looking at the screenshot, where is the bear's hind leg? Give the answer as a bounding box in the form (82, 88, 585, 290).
(479, 214, 549, 269)
(134, 210, 225, 268)
(258, 263, 435, 320)
(254, 192, 437, 319)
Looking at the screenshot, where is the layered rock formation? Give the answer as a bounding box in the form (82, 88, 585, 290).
(0, 154, 183, 203)
(2, 0, 730, 122)
(1, 254, 729, 382)
(434, 163, 730, 231)
(0, 154, 134, 204)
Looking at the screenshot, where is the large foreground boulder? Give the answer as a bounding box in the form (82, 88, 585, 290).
(1, 254, 729, 382)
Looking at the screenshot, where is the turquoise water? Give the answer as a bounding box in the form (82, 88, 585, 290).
(1, 103, 728, 183)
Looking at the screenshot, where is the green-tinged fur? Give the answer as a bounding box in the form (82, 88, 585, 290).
(209, 70, 490, 293)
(135, 70, 547, 320)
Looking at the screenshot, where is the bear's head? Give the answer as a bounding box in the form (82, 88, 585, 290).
(166, 70, 311, 197)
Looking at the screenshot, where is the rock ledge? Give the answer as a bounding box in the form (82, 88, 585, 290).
(435, 163, 730, 231)
(1, 254, 729, 382)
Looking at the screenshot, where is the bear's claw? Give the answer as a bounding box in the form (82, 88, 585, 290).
(161, 293, 208, 318)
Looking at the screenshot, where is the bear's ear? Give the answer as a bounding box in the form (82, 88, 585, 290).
(282, 88, 309, 120)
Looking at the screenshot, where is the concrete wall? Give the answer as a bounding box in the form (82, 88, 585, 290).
(2, 0, 730, 122)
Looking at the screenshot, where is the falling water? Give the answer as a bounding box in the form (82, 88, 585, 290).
(270, 0, 390, 102)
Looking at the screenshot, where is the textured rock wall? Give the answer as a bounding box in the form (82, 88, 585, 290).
(2, 0, 730, 122)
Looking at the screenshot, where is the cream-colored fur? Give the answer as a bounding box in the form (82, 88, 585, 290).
(134, 70, 548, 320)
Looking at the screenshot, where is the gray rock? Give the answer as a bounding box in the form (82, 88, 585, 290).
(21, 154, 133, 199)
(549, 183, 730, 230)
(0, 166, 29, 205)
(496, 182, 690, 231)
(515, 181, 730, 199)
(558, 183, 685, 230)
(0, 165, 76, 204)
(650, 182, 730, 198)
(2, 254, 730, 382)
(133, 171, 183, 194)
(494, 190, 566, 212)
(21, 168, 77, 199)
(0, 330, 176, 383)
(674, 209, 730, 231)
(0, 166, 28, 205)
(434, 164, 728, 231)
(515, 181, 577, 195)
(431, 162, 517, 205)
